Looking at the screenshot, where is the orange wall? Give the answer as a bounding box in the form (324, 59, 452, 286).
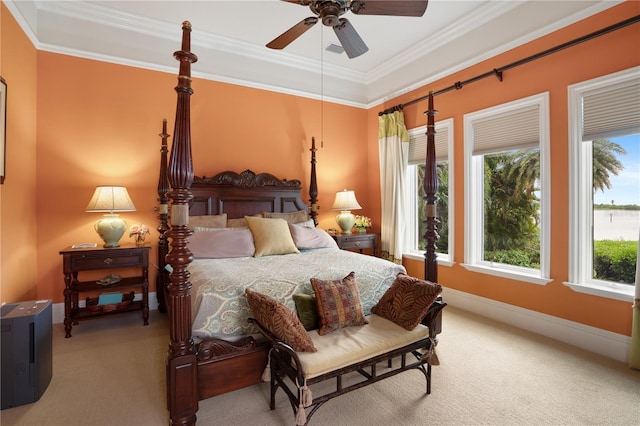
(33, 51, 368, 303)
(0, 3, 39, 303)
(374, 1, 640, 336)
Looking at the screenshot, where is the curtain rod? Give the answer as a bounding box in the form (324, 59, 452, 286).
(379, 14, 640, 116)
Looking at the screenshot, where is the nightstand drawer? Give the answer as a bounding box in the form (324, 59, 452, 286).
(69, 251, 146, 271)
(338, 235, 376, 250)
(331, 233, 378, 256)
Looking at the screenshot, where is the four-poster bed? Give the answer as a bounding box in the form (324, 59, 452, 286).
(161, 22, 444, 425)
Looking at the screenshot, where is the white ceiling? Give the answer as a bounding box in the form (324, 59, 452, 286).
(5, 0, 621, 107)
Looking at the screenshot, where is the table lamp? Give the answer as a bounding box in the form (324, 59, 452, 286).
(331, 189, 362, 234)
(86, 186, 136, 247)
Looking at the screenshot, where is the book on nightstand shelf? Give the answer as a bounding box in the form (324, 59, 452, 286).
(71, 243, 97, 249)
(97, 293, 123, 305)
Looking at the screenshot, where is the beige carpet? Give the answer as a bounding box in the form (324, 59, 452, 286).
(1, 307, 638, 426)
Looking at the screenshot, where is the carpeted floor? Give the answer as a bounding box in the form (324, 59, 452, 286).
(2, 306, 639, 426)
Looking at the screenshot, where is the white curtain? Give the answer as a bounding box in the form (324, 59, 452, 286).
(629, 229, 640, 370)
(378, 110, 410, 263)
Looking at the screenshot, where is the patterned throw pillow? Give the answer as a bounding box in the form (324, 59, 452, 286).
(371, 273, 442, 330)
(245, 288, 316, 352)
(310, 272, 368, 335)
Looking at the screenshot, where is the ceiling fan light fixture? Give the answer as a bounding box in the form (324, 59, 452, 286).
(326, 43, 345, 54)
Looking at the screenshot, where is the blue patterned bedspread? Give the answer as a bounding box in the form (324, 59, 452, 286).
(189, 247, 406, 338)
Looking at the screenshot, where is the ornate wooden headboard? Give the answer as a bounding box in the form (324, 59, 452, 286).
(189, 170, 309, 218)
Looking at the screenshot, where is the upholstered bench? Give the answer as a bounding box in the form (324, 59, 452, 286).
(247, 272, 446, 426)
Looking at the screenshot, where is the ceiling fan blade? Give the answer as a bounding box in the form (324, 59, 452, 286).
(267, 17, 318, 50)
(351, 0, 428, 17)
(280, 0, 312, 5)
(333, 18, 369, 59)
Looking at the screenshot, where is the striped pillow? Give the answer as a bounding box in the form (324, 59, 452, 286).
(311, 272, 368, 336)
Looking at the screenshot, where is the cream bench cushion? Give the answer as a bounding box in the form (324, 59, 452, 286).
(296, 314, 429, 379)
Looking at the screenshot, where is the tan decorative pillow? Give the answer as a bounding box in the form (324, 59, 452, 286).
(310, 272, 368, 335)
(245, 288, 316, 352)
(226, 218, 248, 228)
(227, 213, 263, 228)
(263, 210, 308, 224)
(371, 273, 442, 331)
(190, 213, 227, 229)
(245, 216, 299, 257)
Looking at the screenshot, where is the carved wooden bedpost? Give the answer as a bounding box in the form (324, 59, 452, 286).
(156, 119, 170, 314)
(166, 21, 198, 426)
(309, 137, 319, 226)
(423, 92, 439, 283)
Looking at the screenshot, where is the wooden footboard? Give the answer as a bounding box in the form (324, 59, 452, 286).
(196, 337, 269, 399)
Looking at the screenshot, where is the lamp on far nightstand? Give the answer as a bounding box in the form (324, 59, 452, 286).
(331, 189, 362, 235)
(86, 186, 136, 248)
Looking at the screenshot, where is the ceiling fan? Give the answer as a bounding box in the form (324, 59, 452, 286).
(266, 0, 429, 59)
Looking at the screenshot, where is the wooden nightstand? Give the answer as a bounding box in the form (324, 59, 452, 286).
(331, 233, 378, 256)
(59, 244, 150, 338)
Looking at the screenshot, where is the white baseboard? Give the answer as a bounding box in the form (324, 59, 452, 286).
(52, 292, 159, 325)
(441, 287, 631, 363)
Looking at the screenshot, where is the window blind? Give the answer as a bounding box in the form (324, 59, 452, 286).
(408, 125, 449, 165)
(472, 104, 539, 155)
(582, 79, 640, 141)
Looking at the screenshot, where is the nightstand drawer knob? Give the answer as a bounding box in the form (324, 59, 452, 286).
(104, 258, 114, 265)
(355, 241, 361, 247)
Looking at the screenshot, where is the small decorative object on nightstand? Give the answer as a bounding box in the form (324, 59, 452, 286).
(129, 223, 150, 246)
(59, 244, 150, 338)
(332, 232, 378, 256)
(354, 215, 372, 234)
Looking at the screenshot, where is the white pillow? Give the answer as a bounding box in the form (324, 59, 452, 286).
(188, 228, 255, 258)
(288, 223, 339, 250)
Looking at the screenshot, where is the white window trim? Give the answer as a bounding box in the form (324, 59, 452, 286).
(565, 67, 638, 302)
(404, 118, 455, 266)
(463, 93, 551, 285)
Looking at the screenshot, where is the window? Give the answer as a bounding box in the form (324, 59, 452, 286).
(463, 93, 551, 285)
(567, 67, 639, 301)
(405, 118, 454, 264)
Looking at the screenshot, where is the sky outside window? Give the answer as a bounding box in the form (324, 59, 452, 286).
(593, 134, 640, 206)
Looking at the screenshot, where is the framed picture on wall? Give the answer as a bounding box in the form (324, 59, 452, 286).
(0, 76, 6, 184)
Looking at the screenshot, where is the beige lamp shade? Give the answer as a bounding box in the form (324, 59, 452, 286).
(86, 186, 136, 212)
(331, 189, 361, 235)
(86, 186, 136, 248)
